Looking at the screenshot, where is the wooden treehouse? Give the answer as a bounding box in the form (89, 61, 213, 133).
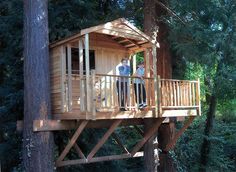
(32, 18, 201, 167)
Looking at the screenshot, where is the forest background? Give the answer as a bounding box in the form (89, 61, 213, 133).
(0, 0, 235, 171)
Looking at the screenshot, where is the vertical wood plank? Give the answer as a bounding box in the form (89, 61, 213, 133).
(157, 75, 162, 116)
(173, 81, 177, 106)
(189, 82, 192, 106)
(85, 34, 90, 113)
(60, 46, 66, 112)
(105, 76, 107, 107)
(79, 39, 84, 111)
(109, 76, 112, 108)
(176, 81, 180, 106)
(91, 70, 96, 119)
(67, 44, 72, 111)
(152, 46, 158, 117)
(192, 82, 195, 105)
(145, 49, 150, 107)
(197, 78, 201, 115)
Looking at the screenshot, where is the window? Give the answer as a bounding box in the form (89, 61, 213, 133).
(66, 48, 95, 74)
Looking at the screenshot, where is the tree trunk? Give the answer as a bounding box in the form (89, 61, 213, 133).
(143, 1, 158, 171)
(199, 95, 217, 172)
(144, 0, 176, 171)
(158, 122, 176, 172)
(23, 0, 54, 171)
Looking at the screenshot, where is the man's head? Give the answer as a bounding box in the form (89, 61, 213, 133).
(121, 58, 128, 66)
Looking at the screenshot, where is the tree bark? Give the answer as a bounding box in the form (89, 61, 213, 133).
(23, 0, 54, 171)
(143, 1, 158, 171)
(144, 0, 176, 171)
(199, 95, 217, 172)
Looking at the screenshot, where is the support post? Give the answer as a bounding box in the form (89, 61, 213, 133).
(85, 34, 90, 115)
(197, 78, 201, 116)
(152, 46, 158, 117)
(67, 44, 72, 111)
(60, 46, 66, 112)
(79, 38, 84, 111)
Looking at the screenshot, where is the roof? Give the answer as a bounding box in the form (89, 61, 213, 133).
(49, 18, 159, 50)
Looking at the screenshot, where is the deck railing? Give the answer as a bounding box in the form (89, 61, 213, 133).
(64, 71, 200, 118)
(160, 79, 200, 109)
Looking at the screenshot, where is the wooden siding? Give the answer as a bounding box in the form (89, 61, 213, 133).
(50, 46, 63, 114)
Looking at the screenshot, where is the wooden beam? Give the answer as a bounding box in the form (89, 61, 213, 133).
(91, 70, 96, 119)
(79, 38, 84, 111)
(56, 152, 143, 167)
(56, 121, 88, 164)
(133, 125, 144, 136)
(33, 120, 79, 132)
(152, 46, 159, 117)
(118, 39, 130, 43)
(60, 46, 66, 112)
(112, 133, 130, 154)
(85, 34, 90, 114)
(67, 44, 72, 111)
(164, 116, 195, 151)
(130, 118, 165, 156)
(120, 18, 159, 47)
(73, 143, 86, 159)
(95, 29, 146, 42)
(87, 119, 122, 161)
(197, 78, 201, 116)
(17, 119, 143, 132)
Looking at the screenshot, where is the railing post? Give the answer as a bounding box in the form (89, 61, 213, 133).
(152, 46, 158, 117)
(197, 78, 201, 116)
(85, 33, 90, 114)
(91, 70, 96, 120)
(157, 75, 162, 117)
(79, 38, 84, 111)
(67, 44, 72, 111)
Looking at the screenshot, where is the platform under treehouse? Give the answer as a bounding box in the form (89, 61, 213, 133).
(24, 18, 201, 167)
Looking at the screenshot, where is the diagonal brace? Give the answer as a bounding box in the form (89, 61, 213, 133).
(164, 116, 195, 152)
(56, 121, 88, 164)
(87, 119, 122, 161)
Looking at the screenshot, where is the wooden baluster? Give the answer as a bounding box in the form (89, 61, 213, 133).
(118, 78, 122, 109)
(99, 77, 102, 109)
(109, 76, 112, 108)
(189, 82, 192, 106)
(196, 78, 201, 115)
(105, 76, 107, 108)
(173, 81, 177, 106)
(157, 75, 162, 116)
(79, 39, 84, 111)
(170, 81, 173, 106)
(91, 70, 96, 119)
(67, 44, 72, 111)
(192, 82, 195, 106)
(136, 81, 139, 109)
(179, 82, 182, 106)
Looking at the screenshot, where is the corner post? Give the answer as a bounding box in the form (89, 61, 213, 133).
(152, 46, 158, 117)
(79, 38, 84, 111)
(67, 44, 72, 111)
(85, 33, 90, 116)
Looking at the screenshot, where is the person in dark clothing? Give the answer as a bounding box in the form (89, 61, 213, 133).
(116, 58, 130, 111)
(133, 61, 147, 109)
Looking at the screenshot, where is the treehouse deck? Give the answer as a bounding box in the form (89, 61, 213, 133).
(52, 74, 200, 120)
(48, 18, 201, 121)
